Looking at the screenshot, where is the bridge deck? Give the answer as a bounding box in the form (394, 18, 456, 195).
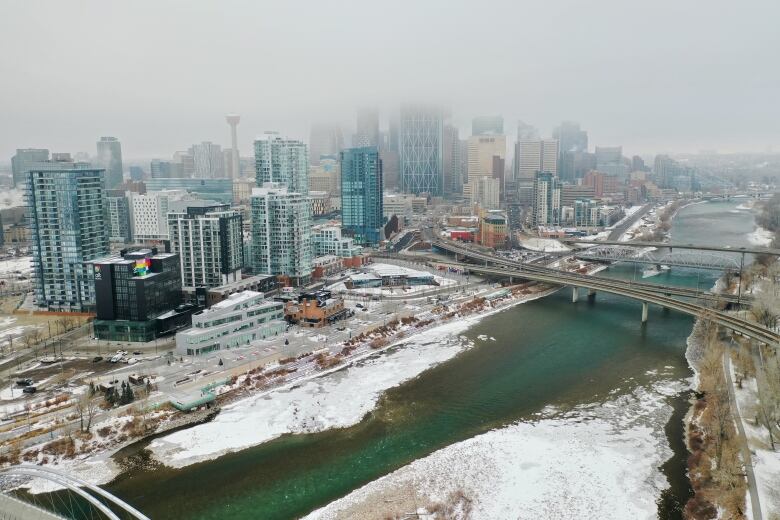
(562, 239, 780, 256)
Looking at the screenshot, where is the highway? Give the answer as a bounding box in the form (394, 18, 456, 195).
(430, 239, 779, 346)
(607, 203, 652, 240)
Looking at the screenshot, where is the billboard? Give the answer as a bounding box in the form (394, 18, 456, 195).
(133, 257, 152, 277)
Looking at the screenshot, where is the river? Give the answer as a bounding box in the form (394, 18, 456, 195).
(54, 199, 767, 519)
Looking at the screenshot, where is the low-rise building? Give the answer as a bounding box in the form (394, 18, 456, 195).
(312, 225, 363, 258)
(284, 289, 348, 328)
(192, 274, 278, 308)
(175, 290, 285, 356)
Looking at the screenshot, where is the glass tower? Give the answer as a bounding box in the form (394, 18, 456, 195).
(254, 132, 309, 195)
(340, 147, 383, 246)
(399, 105, 443, 196)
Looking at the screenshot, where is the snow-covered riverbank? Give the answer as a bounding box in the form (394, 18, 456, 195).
(305, 377, 690, 520)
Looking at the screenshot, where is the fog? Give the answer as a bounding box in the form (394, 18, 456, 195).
(1, 0, 779, 159)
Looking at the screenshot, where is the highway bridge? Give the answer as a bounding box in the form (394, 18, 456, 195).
(573, 245, 742, 271)
(562, 239, 780, 256)
(0, 465, 149, 520)
(429, 239, 778, 346)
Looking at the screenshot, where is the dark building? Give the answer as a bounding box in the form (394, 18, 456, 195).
(92, 247, 194, 341)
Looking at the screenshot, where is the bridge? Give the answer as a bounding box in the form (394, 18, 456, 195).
(0, 465, 149, 520)
(562, 239, 780, 256)
(573, 245, 742, 271)
(429, 239, 778, 346)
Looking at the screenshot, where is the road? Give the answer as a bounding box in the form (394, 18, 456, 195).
(723, 349, 763, 520)
(607, 203, 653, 241)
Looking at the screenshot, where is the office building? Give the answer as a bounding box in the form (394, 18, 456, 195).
(561, 184, 596, 206)
(191, 141, 224, 179)
(173, 150, 195, 177)
(399, 104, 443, 195)
(340, 147, 383, 246)
(472, 176, 500, 210)
(96, 137, 124, 189)
(472, 116, 504, 136)
(516, 121, 538, 140)
(442, 124, 462, 195)
(128, 190, 204, 242)
(11, 148, 49, 187)
(553, 122, 589, 181)
(150, 159, 183, 179)
(595, 146, 626, 177)
(309, 123, 344, 165)
(254, 132, 309, 194)
(176, 290, 285, 356)
(515, 139, 559, 181)
(26, 161, 110, 311)
(478, 210, 507, 249)
(355, 107, 380, 147)
(106, 190, 132, 243)
(466, 134, 506, 197)
(167, 205, 244, 290)
(226, 114, 240, 179)
(250, 184, 312, 286)
(145, 177, 233, 203)
(533, 171, 561, 227)
(383, 193, 414, 224)
(92, 248, 192, 342)
(309, 154, 340, 195)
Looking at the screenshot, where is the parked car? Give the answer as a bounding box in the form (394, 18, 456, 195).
(16, 378, 33, 387)
(92, 356, 103, 363)
(22, 386, 36, 394)
(110, 353, 123, 363)
(133, 351, 142, 356)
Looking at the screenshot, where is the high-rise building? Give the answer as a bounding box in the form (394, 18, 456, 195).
(466, 135, 506, 197)
(595, 146, 625, 177)
(514, 139, 558, 181)
(533, 171, 561, 227)
(250, 184, 313, 286)
(340, 147, 383, 246)
(399, 104, 444, 195)
(150, 159, 183, 179)
(309, 123, 344, 165)
(472, 116, 504, 136)
(254, 132, 309, 194)
(128, 189, 210, 242)
(168, 204, 244, 290)
(173, 150, 195, 177)
(106, 190, 132, 243)
(309, 154, 341, 195)
(472, 176, 500, 210)
(26, 161, 110, 311)
(11, 148, 49, 187)
(553, 122, 588, 181)
(516, 121, 539, 140)
(442, 125, 462, 195)
(190, 141, 224, 179)
(355, 107, 380, 147)
(226, 114, 241, 179)
(96, 137, 124, 189)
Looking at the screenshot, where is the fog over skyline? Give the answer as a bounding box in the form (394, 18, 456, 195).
(2, 0, 779, 161)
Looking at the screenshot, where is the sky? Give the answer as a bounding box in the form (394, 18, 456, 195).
(1, 0, 779, 161)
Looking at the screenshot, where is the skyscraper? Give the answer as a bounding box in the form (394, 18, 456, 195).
(167, 204, 244, 290)
(254, 132, 309, 194)
(26, 160, 110, 311)
(514, 139, 559, 180)
(399, 104, 443, 195)
(442, 124, 462, 195)
(251, 184, 313, 286)
(191, 141, 225, 179)
(553, 122, 588, 181)
(225, 114, 240, 179)
(96, 137, 123, 189)
(11, 148, 49, 187)
(340, 147, 383, 246)
(309, 123, 344, 165)
(354, 107, 380, 148)
(472, 176, 500, 210)
(472, 116, 504, 136)
(516, 121, 539, 140)
(595, 146, 626, 177)
(106, 190, 132, 243)
(533, 171, 561, 227)
(466, 135, 506, 197)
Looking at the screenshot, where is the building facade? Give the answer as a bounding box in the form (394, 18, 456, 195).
(190, 141, 224, 179)
(167, 204, 244, 290)
(340, 147, 383, 246)
(144, 178, 233, 204)
(533, 171, 562, 227)
(26, 163, 110, 311)
(176, 290, 285, 356)
(97, 137, 124, 189)
(106, 190, 132, 243)
(11, 148, 49, 187)
(399, 104, 443, 195)
(312, 225, 362, 258)
(254, 132, 309, 194)
(466, 134, 506, 197)
(250, 184, 313, 286)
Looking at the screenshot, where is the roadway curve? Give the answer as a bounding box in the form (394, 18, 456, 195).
(430, 239, 778, 346)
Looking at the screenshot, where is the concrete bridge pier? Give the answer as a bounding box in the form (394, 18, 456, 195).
(572, 286, 579, 303)
(587, 289, 596, 301)
(641, 302, 649, 323)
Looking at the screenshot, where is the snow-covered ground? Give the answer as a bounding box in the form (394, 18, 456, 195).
(306, 378, 689, 520)
(520, 237, 571, 252)
(0, 256, 32, 278)
(0, 189, 25, 210)
(747, 226, 774, 247)
(150, 319, 479, 468)
(730, 365, 780, 519)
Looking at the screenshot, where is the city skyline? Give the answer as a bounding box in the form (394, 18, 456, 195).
(2, 1, 780, 160)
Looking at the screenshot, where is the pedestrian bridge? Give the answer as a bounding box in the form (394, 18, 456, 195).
(0, 466, 149, 520)
(574, 245, 742, 271)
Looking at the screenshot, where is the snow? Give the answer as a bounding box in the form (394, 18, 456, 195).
(747, 226, 773, 247)
(150, 319, 480, 468)
(520, 238, 571, 252)
(0, 256, 32, 278)
(305, 379, 689, 520)
(0, 189, 25, 210)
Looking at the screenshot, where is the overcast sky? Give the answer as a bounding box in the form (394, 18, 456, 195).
(2, 0, 779, 161)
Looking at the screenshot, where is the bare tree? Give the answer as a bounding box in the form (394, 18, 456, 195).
(74, 391, 99, 433)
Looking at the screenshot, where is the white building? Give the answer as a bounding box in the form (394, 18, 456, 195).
(191, 141, 224, 179)
(175, 291, 285, 356)
(383, 193, 414, 223)
(471, 176, 500, 210)
(254, 132, 309, 195)
(514, 139, 559, 181)
(312, 225, 362, 258)
(128, 190, 212, 242)
(465, 134, 506, 196)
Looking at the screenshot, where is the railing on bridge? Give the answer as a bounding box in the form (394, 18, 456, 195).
(574, 245, 741, 270)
